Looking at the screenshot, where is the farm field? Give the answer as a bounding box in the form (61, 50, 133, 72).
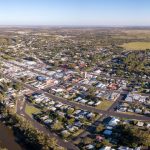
(121, 42, 150, 50)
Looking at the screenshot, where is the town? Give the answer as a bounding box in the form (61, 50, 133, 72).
(0, 27, 150, 150)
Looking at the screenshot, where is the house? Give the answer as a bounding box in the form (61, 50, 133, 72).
(96, 135, 104, 142)
(139, 96, 146, 103)
(127, 109, 134, 113)
(146, 123, 150, 128)
(54, 72, 64, 79)
(49, 106, 56, 111)
(75, 97, 82, 102)
(135, 147, 141, 150)
(57, 111, 65, 117)
(108, 83, 118, 90)
(68, 126, 78, 132)
(118, 107, 127, 112)
(55, 103, 63, 108)
(74, 110, 81, 115)
(144, 110, 150, 115)
(41, 115, 49, 121)
(103, 130, 112, 136)
(61, 130, 70, 137)
(36, 76, 46, 81)
(125, 93, 148, 104)
(106, 126, 113, 130)
(108, 117, 120, 126)
(94, 69, 101, 75)
(110, 92, 120, 101)
(74, 121, 82, 127)
(52, 88, 64, 93)
(48, 100, 55, 105)
(80, 110, 88, 116)
(80, 99, 88, 104)
(95, 101, 101, 106)
(87, 112, 95, 118)
(88, 101, 95, 106)
(134, 108, 142, 114)
(96, 83, 106, 89)
(125, 96, 133, 102)
(85, 144, 95, 149)
(136, 121, 144, 127)
(44, 119, 53, 125)
(99, 146, 112, 150)
(118, 146, 134, 150)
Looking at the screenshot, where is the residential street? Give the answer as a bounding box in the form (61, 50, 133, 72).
(4, 73, 149, 149)
(16, 91, 79, 150)
(5, 75, 150, 122)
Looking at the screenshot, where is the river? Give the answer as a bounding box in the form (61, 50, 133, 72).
(0, 123, 25, 150)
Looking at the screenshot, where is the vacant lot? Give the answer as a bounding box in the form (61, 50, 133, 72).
(96, 101, 114, 110)
(25, 104, 41, 117)
(121, 42, 150, 50)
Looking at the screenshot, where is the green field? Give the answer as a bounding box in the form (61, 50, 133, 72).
(25, 104, 41, 117)
(96, 101, 114, 110)
(121, 42, 150, 50)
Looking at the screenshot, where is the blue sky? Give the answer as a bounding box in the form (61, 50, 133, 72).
(0, 0, 150, 26)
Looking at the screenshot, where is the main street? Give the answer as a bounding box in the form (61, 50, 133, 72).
(1, 58, 150, 149)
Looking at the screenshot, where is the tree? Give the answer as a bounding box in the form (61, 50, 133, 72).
(1, 82, 8, 92)
(67, 108, 74, 114)
(42, 136, 58, 149)
(68, 118, 75, 125)
(52, 121, 63, 131)
(13, 82, 22, 91)
(87, 87, 96, 100)
(82, 137, 93, 145)
(0, 93, 5, 103)
(0, 106, 61, 150)
(62, 132, 70, 139)
(115, 124, 150, 148)
(96, 124, 104, 133)
(100, 139, 111, 147)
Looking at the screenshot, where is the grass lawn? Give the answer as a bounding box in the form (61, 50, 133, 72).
(25, 104, 41, 117)
(96, 100, 114, 110)
(121, 42, 150, 50)
(72, 129, 84, 138)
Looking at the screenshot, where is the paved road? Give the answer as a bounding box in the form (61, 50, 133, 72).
(2, 60, 150, 149)
(3, 59, 150, 82)
(16, 94, 79, 150)
(43, 91, 150, 121)
(107, 89, 129, 112)
(5, 75, 150, 121)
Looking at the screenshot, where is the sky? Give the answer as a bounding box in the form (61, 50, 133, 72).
(0, 0, 150, 26)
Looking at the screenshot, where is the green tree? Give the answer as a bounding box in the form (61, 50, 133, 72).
(116, 124, 150, 148)
(52, 121, 63, 131)
(96, 124, 104, 133)
(101, 139, 111, 147)
(68, 118, 75, 125)
(13, 82, 22, 91)
(82, 137, 93, 145)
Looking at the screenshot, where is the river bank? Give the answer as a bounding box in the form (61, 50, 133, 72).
(0, 123, 25, 150)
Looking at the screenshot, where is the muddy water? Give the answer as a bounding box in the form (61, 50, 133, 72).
(0, 123, 24, 150)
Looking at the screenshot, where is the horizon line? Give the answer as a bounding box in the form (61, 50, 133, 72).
(0, 25, 150, 28)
